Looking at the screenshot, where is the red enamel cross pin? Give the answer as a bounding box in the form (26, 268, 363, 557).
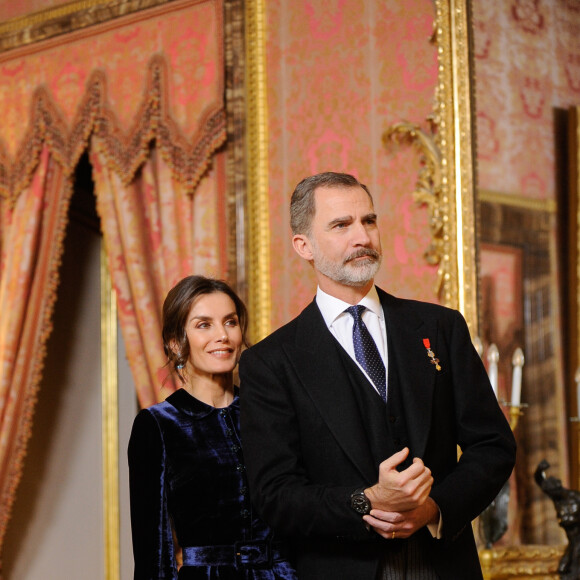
(423, 338, 441, 371)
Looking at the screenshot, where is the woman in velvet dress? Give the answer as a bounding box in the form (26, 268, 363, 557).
(128, 276, 297, 579)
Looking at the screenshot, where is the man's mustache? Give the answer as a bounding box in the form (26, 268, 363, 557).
(344, 248, 381, 264)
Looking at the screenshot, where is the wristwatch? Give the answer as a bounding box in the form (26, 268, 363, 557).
(350, 488, 372, 515)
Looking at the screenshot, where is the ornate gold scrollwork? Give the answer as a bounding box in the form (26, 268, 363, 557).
(384, 0, 478, 336)
(479, 545, 562, 579)
(384, 122, 445, 295)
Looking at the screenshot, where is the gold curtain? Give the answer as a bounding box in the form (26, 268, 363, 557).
(0, 146, 72, 552)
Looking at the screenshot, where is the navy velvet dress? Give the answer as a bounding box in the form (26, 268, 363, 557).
(128, 388, 297, 579)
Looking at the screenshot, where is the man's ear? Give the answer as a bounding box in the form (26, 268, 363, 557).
(292, 234, 313, 261)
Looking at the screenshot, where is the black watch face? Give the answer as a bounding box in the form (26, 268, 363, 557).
(351, 492, 371, 515)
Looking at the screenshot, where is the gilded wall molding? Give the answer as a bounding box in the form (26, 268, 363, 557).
(244, 0, 271, 343)
(101, 247, 120, 580)
(478, 189, 557, 214)
(479, 545, 562, 579)
(384, 122, 445, 294)
(223, 0, 247, 294)
(385, 0, 478, 335)
(0, 0, 174, 53)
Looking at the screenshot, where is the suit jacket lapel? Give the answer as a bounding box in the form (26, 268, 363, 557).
(379, 289, 436, 458)
(286, 300, 378, 483)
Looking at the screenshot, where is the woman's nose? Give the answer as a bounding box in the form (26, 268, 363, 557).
(216, 327, 229, 341)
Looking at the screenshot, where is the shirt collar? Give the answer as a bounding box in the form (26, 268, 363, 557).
(316, 285, 383, 329)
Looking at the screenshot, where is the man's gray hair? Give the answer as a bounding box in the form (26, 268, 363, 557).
(290, 172, 373, 235)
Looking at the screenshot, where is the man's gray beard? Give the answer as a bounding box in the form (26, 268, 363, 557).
(312, 248, 382, 287)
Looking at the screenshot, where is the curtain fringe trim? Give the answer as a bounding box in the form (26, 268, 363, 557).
(0, 175, 74, 561)
(0, 54, 226, 206)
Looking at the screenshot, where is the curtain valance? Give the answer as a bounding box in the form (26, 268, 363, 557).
(0, 0, 225, 206)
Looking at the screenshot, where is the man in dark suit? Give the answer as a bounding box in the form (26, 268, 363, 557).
(239, 172, 516, 579)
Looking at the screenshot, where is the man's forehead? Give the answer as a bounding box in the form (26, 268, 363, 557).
(313, 185, 374, 213)
(314, 184, 366, 196)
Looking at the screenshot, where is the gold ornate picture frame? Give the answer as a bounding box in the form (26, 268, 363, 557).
(245, 0, 479, 340)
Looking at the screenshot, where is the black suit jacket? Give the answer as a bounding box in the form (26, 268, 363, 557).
(239, 288, 516, 579)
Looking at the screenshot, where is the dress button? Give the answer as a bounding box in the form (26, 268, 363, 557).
(231, 444, 240, 453)
(225, 428, 233, 437)
(236, 464, 246, 472)
(219, 409, 227, 417)
(240, 486, 247, 496)
(240, 509, 250, 519)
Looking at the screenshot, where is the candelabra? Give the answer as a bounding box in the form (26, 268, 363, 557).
(473, 338, 527, 430)
(476, 339, 527, 578)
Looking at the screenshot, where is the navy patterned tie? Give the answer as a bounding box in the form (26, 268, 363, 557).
(346, 305, 387, 402)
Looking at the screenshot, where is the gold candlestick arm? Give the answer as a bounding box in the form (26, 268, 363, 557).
(509, 404, 524, 431)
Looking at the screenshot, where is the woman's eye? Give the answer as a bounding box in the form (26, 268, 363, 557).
(197, 322, 210, 329)
(225, 319, 239, 327)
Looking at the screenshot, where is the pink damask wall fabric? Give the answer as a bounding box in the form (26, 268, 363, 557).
(265, 0, 440, 330)
(473, 0, 580, 198)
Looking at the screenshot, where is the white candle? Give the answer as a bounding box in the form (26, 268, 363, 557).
(575, 367, 580, 417)
(487, 344, 499, 399)
(511, 348, 525, 407)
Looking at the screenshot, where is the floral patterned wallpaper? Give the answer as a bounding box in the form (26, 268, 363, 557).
(265, 0, 440, 330)
(474, 0, 580, 198)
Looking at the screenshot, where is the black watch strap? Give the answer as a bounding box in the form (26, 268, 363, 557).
(350, 487, 371, 515)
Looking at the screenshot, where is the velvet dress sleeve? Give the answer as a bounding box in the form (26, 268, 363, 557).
(128, 409, 178, 580)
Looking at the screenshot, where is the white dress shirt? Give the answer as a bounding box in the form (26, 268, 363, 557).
(315, 285, 388, 398)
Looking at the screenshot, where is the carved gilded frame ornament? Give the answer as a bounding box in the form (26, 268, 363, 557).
(244, 0, 479, 341)
(384, 0, 478, 335)
(0, 0, 173, 53)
